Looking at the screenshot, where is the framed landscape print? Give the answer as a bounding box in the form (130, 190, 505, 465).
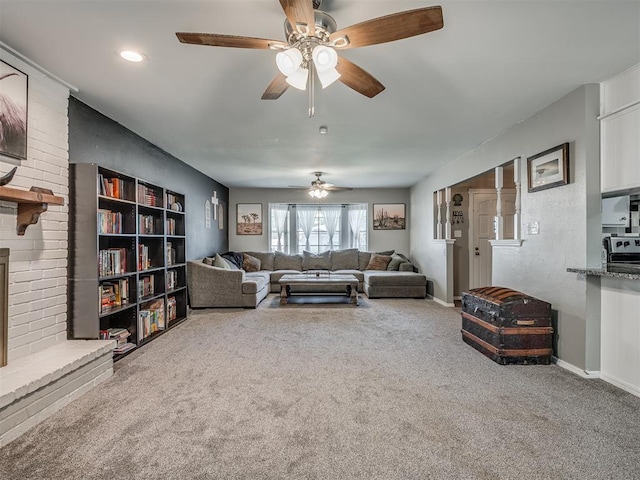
(373, 203, 406, 230)
(236, 203, 262, 235)
(527, 143, 569, 193)
(0, 59, 28, 160)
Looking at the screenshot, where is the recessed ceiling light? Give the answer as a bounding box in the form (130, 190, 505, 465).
(319, 126, 328, 135)
(120, 50, 144, 62)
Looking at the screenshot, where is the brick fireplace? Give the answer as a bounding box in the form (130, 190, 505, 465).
(0, 248, 7, 367)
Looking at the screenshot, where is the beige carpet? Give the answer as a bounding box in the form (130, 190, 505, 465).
(1, 296, 639, 479)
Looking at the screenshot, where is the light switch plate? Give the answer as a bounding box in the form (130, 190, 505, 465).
(527, 222, 540, 235)
(454, 230, 462, 238)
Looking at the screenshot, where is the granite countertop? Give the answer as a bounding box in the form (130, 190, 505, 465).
(567, 263, 640, 280)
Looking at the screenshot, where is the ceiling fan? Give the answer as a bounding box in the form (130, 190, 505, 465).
(299, 172, 352, 198)
(176, 0, 443, 114)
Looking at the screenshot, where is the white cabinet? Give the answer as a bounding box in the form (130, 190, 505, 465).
(601, 104, 640, 193)
(602, 195, 629, 226)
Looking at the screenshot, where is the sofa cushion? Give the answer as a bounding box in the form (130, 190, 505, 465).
(358, 252, 372, 271)
(244, 251, 275, 271)
(387, 253, 407, 271)
(274, 251, 303, 271)
(302, 250, 331, 270)
(242, 272, 270, 294)
(331, 269, 364, 283)
(243, 253, 261, 272)
(203, 256, 214, 266)
(330, 249, 359, 270)
(376, 250, 395, 256)
(213, 253, 232, 269)
(270, 270, 304, 283)
(364, 271, 426, 287)
(366, 253, 392, 270)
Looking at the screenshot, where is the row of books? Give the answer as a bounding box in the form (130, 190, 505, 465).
(138, 274, 155, 298)
(138, 299, 165, 341)
(166, 218, 178, 235)
(99, 174, 131, 200)
(138, 214, 157, 235)
(138, 244, 151, 270)
(166, 269, 178, 291)
(166, 193, 183, 212)
(99, 327, 130, 344)
(166, 242, 177, 266)
(167, 296, 177, 322)
(98, 208, 125, 234)
(99, 278, 129, 313)
(99, 248, 127, 277)
(138, 184, 161, 207)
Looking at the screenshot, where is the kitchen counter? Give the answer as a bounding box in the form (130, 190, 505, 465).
(567, 263, 640, 280)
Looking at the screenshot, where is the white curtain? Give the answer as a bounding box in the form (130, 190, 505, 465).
(272, 204, 289, 251)
(321, 206, 341, 249)
(297, 206, 316, 251)
(348, 204, 366, 248)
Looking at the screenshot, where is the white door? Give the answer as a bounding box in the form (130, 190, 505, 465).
(469, 190, 516, 289)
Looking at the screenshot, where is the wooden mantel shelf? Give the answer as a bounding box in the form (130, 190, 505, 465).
(0, 185, 65, 235)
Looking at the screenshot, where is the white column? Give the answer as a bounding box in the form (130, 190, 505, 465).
(513, 158, 521, 240)
(494, 166, 504, 240)
(445, 187, 452, 240)
(436, 190, 443, 239)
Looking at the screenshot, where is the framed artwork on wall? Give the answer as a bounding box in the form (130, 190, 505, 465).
(527, 143, 570, 193)
(373, 203, 406, 230)
(0, 59, 28, 160)
(236, 203, 263, 235)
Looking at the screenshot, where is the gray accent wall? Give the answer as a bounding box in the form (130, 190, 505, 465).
(410, 85, 602, 372)
(229, 188, 410, 256)
(68, 97, 228, 260)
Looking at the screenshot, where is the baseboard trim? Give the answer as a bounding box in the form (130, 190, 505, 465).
(453, 295, 462, 301)
(429, 295, 455, 308)
(599, 372, 640, 398)
(552, 357, 600, 379)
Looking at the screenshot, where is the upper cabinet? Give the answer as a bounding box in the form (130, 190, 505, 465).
(600, 64, 640, 194)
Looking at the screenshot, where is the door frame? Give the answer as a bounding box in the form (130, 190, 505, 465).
(468, 189, 496, 289)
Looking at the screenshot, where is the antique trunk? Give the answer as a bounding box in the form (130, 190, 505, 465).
(460, 286, 553, 365)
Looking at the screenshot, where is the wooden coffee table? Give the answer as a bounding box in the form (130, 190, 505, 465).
(278, 273, 359, 305)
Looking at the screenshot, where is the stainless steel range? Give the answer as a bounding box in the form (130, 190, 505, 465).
(603, 236, 640, 264)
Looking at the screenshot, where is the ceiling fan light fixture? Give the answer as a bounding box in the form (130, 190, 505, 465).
(276, 48, 303, 76)
(285, 66, 309, 90)
(316, 67, 341, 88)
(311, 45, 338, 72)
(309, 187, 328, 199)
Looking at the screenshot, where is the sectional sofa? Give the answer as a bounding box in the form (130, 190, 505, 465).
(187, 249, 427, 308)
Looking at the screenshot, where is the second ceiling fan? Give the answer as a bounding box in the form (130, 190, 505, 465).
(176, 0, 444, 107)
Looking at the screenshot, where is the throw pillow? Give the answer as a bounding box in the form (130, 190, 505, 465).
(243, 253, 261, 272)
(302, 250, 331, 270)
(366, 253, 392, 270)
(330, 249, 359, 270)
(274, 251, 303, 271)
(220, 251, 243, 269)
(387, 253, 406, 271)
(213, 253, 231, 269)
(244, 251, 275, 271)
(203, 256, 214, 266)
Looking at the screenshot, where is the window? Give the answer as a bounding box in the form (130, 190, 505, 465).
(269, 203, 367, 253)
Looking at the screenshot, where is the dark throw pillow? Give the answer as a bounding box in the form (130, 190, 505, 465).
(243, 253, 261, 272)
(366, 253, 392, 270)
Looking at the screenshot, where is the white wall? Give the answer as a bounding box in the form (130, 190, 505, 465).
(411, 85, 601, 372)
(0, 47, 70, 362)
(229, 188, 410, 255)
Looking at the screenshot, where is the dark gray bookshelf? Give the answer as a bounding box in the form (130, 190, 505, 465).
(69, 164, 187, 359)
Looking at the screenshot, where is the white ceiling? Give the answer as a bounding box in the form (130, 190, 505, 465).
(0, 1, 638, 190)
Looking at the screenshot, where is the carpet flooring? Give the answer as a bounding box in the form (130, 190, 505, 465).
(1, 296, 639, 479)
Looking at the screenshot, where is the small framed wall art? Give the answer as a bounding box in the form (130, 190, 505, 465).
(0, 59, 28, 160)
(527, 143, 569, 193)
(236, 203, 263, 235)
(373, 203, 406, 230)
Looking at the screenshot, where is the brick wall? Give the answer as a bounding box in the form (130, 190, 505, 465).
(0, 47, 70, 362)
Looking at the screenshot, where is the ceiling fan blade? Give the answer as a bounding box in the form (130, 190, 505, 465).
(279, 0, 316, 36)
(329, 6, 443, 49)
(176, 32, 286, 50)
(261, 73, 289, 100)
(335, 56, 385, 98)
(324, 186, 353, 191)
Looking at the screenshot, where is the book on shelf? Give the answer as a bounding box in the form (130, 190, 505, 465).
(99, 174, 130, 200)
(167, 296, 177, 321)
(99, 278, 129, 313)
(98, 248, 127, 277)
(138, 299, 165, 341)
(166, 217, 176, 235)
(166, 242, 176, 266)
(138, 274, 155, 298)
(137, 184, 160, 207)
(138, 243, 150, 270)
(98, 208, 123, 234)
(138, 214, 155, 234)
(166, 269, 178, 291)
(166, 193, 183, 212)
